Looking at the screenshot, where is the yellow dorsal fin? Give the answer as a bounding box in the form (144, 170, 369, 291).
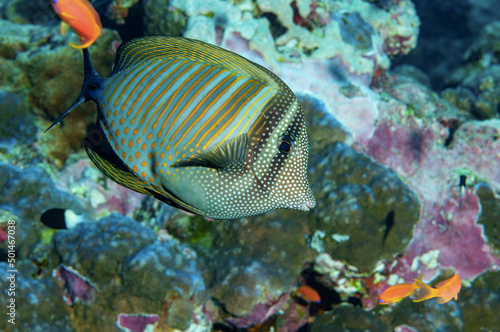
(112, 36, 279, 90)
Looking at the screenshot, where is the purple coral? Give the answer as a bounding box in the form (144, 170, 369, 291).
(225, 292, 290, 328)
(404, 190, 499, 279)
(365, 119, 435, 176)
(117, 313, 159, 332)
(53, 265, 96, 305)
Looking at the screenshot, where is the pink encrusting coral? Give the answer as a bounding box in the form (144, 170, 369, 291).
(225, 292, 291, 328)
(365, 119, 437, 176)
(359, 106, 500, 307)
(367, 188, 499, 309)
(407, 193, 498, 278)
(365, 118, 500, 272)
(117, 313, 159, 332)
(53, 265, 96, 305)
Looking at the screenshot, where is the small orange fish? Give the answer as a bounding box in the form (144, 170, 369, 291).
(51, 0, 102, 49)
(293, 285, 321, 303)
(378, 274, 423, 305)
(413, 273, 461, 304)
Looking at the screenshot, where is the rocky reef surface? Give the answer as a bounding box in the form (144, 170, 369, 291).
(0, 0, 499, 331)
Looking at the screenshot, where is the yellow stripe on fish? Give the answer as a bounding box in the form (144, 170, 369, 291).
(47, 36, 316, 219)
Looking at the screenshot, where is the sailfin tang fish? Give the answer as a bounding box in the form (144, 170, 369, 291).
(51, 0, 102, 49)
(47, 36, 316, 219)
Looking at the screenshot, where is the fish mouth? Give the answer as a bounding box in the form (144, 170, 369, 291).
(292, 195, 316, 211)
(305, 201, 316, 210)
(299, 200, 316, 211)
(301, 193, 316, 211)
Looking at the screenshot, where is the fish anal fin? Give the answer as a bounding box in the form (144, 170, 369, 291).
(87, 137, 203, 216)
(173, 134, 247, 170)
(437, 297, 452, 304)
(85, 141, 152, 197)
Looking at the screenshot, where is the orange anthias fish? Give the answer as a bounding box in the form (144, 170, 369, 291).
(378, 274, 423, 305)
(413, 273, 462, 304)
(51, 0, 102, 49)
(293, 285, 321, 303)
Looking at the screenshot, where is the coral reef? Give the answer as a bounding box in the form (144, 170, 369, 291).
(54, 159, 144, 219)
(309, 305, 391, 331)
(0, 0, 499, 331)
(147, 0, 419, 81)
(0, 263, 74, 332)
(0, 19, 119, 168)
(52, 213, 207, 331)
(308, 140, 420, 271)
(202, 211, 314, 324)
(442, 21, 500, 119)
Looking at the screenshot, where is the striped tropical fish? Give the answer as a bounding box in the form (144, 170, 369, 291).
(47, 36, 316, 219)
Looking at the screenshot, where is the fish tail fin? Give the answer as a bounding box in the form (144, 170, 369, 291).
(45, 48, 103, 132)
(412, 279, 437, 302)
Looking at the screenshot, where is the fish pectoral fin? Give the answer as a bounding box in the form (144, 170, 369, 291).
(60, 12, 77, 20)
(173, 134, 247, 170)
(60, 22, 70, 36)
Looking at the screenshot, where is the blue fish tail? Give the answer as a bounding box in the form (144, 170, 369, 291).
(45, 48, 103, 132)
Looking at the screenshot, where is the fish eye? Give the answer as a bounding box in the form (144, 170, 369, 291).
(378, 299, 384, 303)
(278, 135, 293, 154)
